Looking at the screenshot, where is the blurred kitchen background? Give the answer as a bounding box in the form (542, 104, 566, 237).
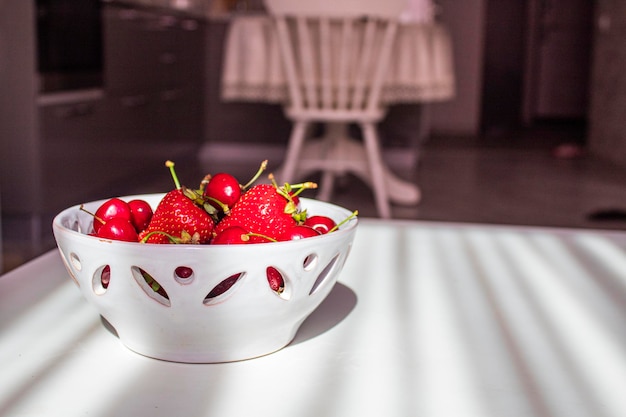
(2, 0, 626, 273)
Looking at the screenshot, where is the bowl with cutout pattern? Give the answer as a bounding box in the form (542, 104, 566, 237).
(52, 193, 358, 363)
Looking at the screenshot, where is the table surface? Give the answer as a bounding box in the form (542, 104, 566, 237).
(2, 219, 626, 417)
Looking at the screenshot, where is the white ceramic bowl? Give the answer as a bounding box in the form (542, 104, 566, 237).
(52, 193, 358, 363)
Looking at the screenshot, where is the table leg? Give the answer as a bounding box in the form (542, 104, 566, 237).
(281, 122, 421, 211)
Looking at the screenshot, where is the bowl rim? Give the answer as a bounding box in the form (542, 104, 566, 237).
(52, 193, 358, 249)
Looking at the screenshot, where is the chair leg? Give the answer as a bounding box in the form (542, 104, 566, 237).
(317, 170, 335, 201)
(279, 120, 309, 184)
(360, 122, 391, 219)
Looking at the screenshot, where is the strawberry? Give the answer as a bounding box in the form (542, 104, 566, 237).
(139, 188, 215, 244)
(213, 175, 316, 243)
(266, 267, 285, 293)
(139, 161, 216, 244)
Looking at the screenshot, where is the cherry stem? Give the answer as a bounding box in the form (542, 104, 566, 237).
(328, 210, 358, 233)
(79, 204, 105, 226)
(241, 159, 268, 191)
(165, 160, 181, 190)
(199, 173, 212, 193)
(247, 232, 277, 243)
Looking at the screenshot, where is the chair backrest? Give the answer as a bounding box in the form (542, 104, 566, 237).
(264, 0, 407, 118)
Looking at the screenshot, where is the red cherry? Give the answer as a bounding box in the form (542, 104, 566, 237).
(93, 198, 132, 233)
(278, 225, 321, 241)
(128, 199, 153, 232)
(101, 265, 111, 288)
(204, 173, 242, 211)
(96, 217, 139, 242)
(211, 226, 251, 244)
(304, 215, 336, 234)
(175, 266, 193, 279)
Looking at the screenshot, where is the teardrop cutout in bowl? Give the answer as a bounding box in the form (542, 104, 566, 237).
(204, 272, 245, 305)
(131, 267, 171, 307)
(310, 254, 339, 295)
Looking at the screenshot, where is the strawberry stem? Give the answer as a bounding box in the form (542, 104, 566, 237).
(165, 160, 181, 190)
(140, 230, 180, 244)
(204, 196, 230, 215)
(269, 173, 296, 204)
(289, 182, 318, 197)
(140, 230, 200, 244)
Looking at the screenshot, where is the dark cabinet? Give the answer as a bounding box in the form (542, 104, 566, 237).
(102, 4, 205, 143)
(39, 96, 107, 143)
(35, 4, 207, 213)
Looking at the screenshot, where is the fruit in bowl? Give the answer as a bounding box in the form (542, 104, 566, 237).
(52, 161, 358, 363)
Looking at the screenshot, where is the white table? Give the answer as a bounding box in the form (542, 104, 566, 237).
(2, 220, 626, 417)
(221, 15, 455, 105)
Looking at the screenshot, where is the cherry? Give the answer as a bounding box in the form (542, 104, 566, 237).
(278, 225, 321, 241)
(304, 215, 336, 234)
(128, 199, 153, 232)
(96, 217, 139, 242)
(211, 226, 276, 244)
(101, 265, 111, 288)
(266, 266, 285, 293)
(211, 226, 251, 244)
(201, 160, 269, 214)
(93, 198, 132, 233)
(203, 172, 242, 211)
(175, 266, 193, 279)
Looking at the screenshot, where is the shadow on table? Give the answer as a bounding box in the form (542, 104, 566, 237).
(290, 282, 357, 346)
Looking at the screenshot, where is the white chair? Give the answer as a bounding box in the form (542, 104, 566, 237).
(264, 0, 420, 219)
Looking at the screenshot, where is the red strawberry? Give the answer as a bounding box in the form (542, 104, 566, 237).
(266, 267, 285, 293)
(139, 161, 215, 244)
(139, 188, 215, 244)
(214, 177, 316, 243)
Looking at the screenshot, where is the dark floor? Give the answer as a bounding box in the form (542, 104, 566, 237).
(4, 123, 626, 273)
